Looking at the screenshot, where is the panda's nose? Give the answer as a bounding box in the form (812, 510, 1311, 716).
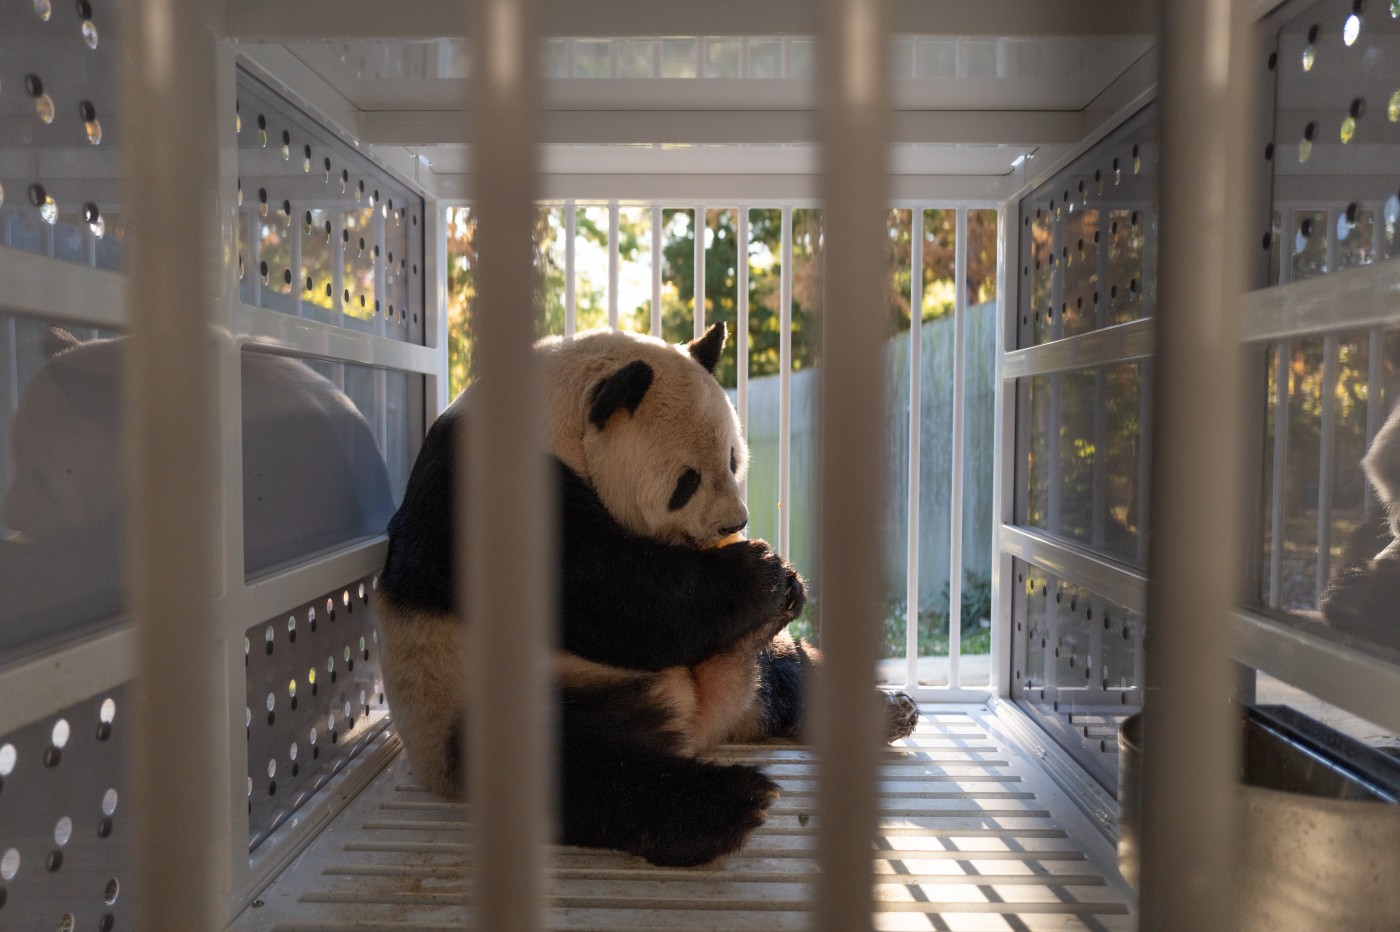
(719, 517, 748, 537)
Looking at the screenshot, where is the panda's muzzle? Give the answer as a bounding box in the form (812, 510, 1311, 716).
(719, 516, 748, 538)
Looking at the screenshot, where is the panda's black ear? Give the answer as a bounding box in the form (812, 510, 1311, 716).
(589, 360, 654, 428)
(687, 321, 726, 375)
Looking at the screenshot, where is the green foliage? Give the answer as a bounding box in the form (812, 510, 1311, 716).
(786, 571, 994, 658)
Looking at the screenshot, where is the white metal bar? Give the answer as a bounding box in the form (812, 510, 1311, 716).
(989, 203, 1014, 699)
(464, 0, 551, 928)
(779, 207, 794, 557)
(0, 247, 128, 330)
(1000, 525, 1147, 616)
(120, 0, 225, 924)
(230, 303, 440, 374)
(1001, 318, 1155, 380)
(436, 174, 1021, 206)
(225, 0, 1153, 40)
(362, 109, 1085, 148)
(1364, 328, 1383, 521)
(738, 208, 751, 504)
(814, 0, 890, 926)
(427, 203, 452, 412)
(1268, 342, 1287, 607)
(694, 204, 706, 340)
(608, 201, 620, 331)
(651, 205, 663, 337)
(906, 207, 924, 689)
(565, 199, 577, 337)
(1240, 255, 1400, 342)
(949, 207, 967, 689)
(1316, 334, 1339, 600)
(1231, 610, 1400, 736)
(1139, 0, 1252, 924)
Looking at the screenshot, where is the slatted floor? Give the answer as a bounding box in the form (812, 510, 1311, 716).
(231, 706, 1135, 931)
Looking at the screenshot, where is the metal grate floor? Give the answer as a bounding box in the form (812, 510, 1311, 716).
(231, 706, 1134, 931)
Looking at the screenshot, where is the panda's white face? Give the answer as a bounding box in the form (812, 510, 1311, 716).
(557, 325, 750, 548)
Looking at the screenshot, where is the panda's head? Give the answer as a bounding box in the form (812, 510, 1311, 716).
(548, 323, 749, 548)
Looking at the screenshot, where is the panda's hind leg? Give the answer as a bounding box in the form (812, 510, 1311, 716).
(560, 734, 779, 867)
(733, 630, 920, 743)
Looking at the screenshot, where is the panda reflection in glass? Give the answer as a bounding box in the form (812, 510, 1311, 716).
(377, 322, 919, 866)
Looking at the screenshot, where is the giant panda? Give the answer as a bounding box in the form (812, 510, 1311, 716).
(376, 322, 920, 866)
(1320, 402, 1400, 650)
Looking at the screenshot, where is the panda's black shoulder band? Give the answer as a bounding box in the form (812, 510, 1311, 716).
(589, 360, 653, 428)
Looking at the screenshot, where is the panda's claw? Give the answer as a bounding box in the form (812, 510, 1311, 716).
(882, 691, 920, 743)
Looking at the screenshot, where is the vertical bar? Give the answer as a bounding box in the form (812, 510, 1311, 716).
(815, 0, 888, 926)
(428, 203, 452, 413)
(332, 207, 346, 326)
(370, 196, 384, 337)
(906, 207, 924, 689)
(651, 204, 663, 337)
(1365, 328, 1383, 520)
(1268, 342, 1288, 605)
(1140, 0, 1251, 926)
(608, 200, 620, 331)
(465, 0, 551, 928)
(1317, 334, 1338, 598)
(695, 203, 706, 339)
(738, 208, 751, 505)
(565, 199, 577, 338)
(780, 207, 794, 557)
(1046, 208, 1064, 536)
(119, 0, 223, 927)
(291, 198, 305, 319)
(989, 203, 1014, 698)
(247, 209, 263, 306)
(949, 207, 967, 689)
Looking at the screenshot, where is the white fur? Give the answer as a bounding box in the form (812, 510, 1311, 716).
(542, 329, 749, 546)
(1365, 403, 1400, 546)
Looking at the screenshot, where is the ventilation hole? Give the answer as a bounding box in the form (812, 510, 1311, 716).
(46, 851, 62, 872)
(99, 914, 114, 932)
(43, 748, 61, 767)
(1, 849, 18, 880)
(97, 817, 112, 838)
(53, 816, 72, 847)
(0, 744, 15, 776)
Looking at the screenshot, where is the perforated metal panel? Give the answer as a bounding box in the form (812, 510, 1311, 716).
(0, 686, 133, 931)
(0, 0, 126, 269)
(244, 576, 390, 850)
(235, 69, 426, 344)
(1262, 1, 1400, 284)
(1017, 107, 1158, 350)
(1010, 559, 1144, 791)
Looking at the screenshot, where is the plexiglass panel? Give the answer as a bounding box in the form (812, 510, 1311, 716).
(1019, 363, 1146, 567)
(0, 315, 124, 660)
(1259, 329, 1400, 662)
(241, 351, 423, 580)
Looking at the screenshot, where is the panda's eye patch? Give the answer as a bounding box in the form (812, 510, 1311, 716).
(668, 468, 701, 511)
(730, 447, 737, 475)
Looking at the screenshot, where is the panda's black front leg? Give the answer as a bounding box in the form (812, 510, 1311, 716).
(559, 732, 780, 866)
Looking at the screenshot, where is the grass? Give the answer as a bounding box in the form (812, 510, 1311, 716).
(787, 572, 993, 658)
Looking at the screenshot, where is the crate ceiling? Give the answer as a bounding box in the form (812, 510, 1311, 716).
(227, 0, 1157, 183)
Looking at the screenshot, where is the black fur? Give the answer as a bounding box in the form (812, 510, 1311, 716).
(588, 360, 654, 428)
(381, 411, 795, 673)
(754, 639, 817, 740)
(558, 731, 779, 867)
(687, 321, 726, 374)
(1319, 500, 1398, 646)
(667, 468, 701, 511)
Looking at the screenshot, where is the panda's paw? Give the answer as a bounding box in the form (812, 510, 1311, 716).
(881, 691, 920, 743)
(781, 564, 807, 623)
(642, 765, 780, 867)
